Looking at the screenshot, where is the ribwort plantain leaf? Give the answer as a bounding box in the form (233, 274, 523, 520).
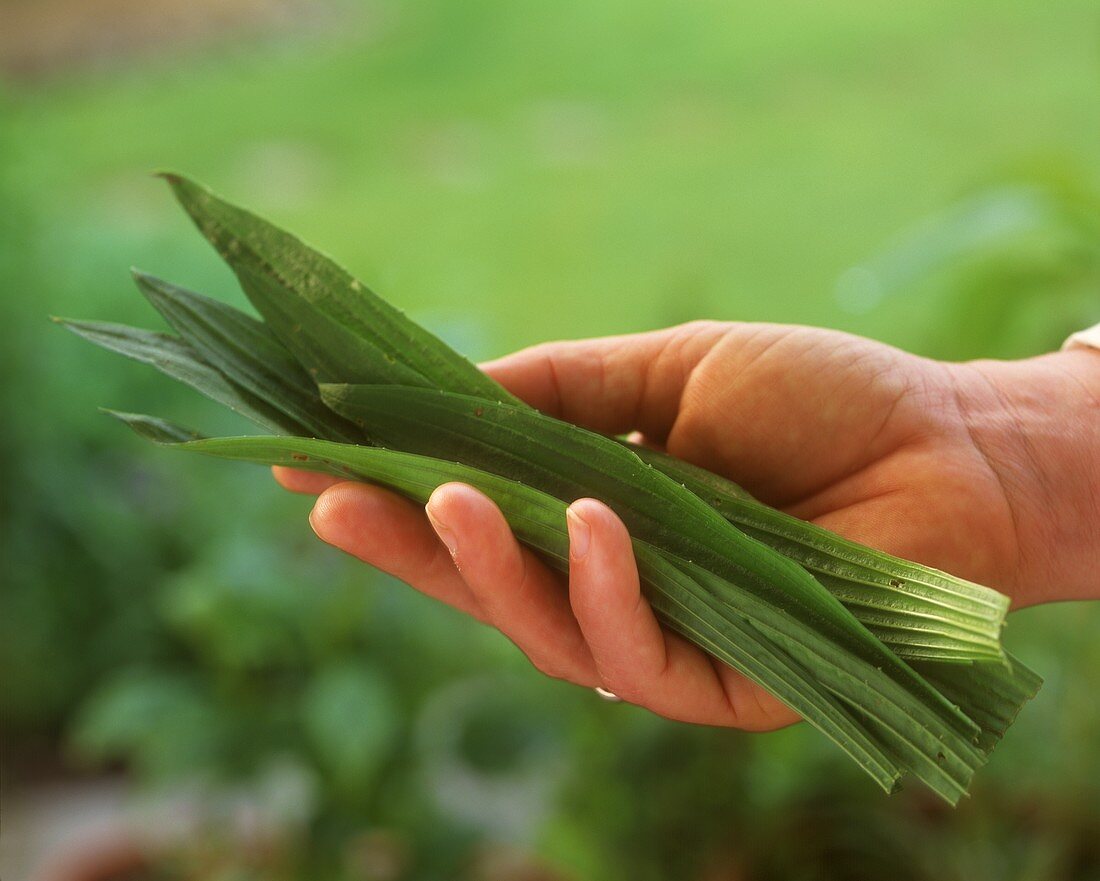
(131, 271, 364, 443)
(320, 383, 995, 800)
(160, 173, 515, 404)
(54, 175, 1044, 805)
(105, 417, 913, 795)
(54, 318, 303, 436)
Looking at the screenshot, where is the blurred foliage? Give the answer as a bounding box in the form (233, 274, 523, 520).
(836, 174, 1100, 359)
(1, 0, 1098, 879)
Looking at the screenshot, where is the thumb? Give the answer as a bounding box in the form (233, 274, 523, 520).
(480, 321, 728, 441)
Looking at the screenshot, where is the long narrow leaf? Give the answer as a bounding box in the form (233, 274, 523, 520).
(629, 444, 1009, 662)
(54, 318, 301, 436)
(231, 263, 435, 388)
(77, 310, 1034, 748)
(320, 384, 990, 800)
(59, 174, 1041, 806)
(159, 174, 1013, 669)
(132, 271, 363, 443)
(161, 173, 515, 404)
(915, 654, 1042, 754)
(107, 415, 917, 795)
(160, 175, 1014, 667)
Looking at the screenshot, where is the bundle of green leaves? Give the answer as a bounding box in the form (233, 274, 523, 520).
(57, 175, 1040, 804)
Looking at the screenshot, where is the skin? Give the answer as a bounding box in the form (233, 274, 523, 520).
(273, 322, 1100, 732)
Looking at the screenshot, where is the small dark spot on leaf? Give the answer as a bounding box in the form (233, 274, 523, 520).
(889, 579, 904, 588)
(936, 752, 946, 762)
(291, 454, 309, 462)
(474, 407, 484, 417)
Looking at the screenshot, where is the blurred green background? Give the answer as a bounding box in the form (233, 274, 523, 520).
(2, 0, 1098, 878)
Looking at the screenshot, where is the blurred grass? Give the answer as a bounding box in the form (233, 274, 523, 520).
(6, 0, 1099, 350)
(2, 0, 1099, 878)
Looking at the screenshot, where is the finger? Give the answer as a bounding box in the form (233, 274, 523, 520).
(566, 498, 798, 730)
(426, 483, 601, 687)
(480, 321, 728, 441)
(565, 499, 667, 686)
(309, 482, 486, 620)
(272, 465, 342, 495)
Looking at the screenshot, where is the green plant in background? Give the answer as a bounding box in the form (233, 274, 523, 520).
(65, 534, 538, 878)
(59, 175, 1041, 807)
(836, 174, 1100, 359)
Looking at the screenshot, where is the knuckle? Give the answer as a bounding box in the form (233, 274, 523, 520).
(528, 655, 567, 682)
(597, 671, 642, 703)
(675, 318, 726, 337)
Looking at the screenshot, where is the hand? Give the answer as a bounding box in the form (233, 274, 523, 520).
(274, 321, 1100, 731)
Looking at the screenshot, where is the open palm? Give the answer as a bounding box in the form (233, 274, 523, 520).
(275, 321, 1025, 732)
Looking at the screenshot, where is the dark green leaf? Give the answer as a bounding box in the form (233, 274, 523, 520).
(55, 317, 303, 435)
(161, 173, 515, 403)
(132, 270, 363, 443)
(232, 262, 433, 387)
(105, 415, 912, 796)
(318, 385, 989, 800)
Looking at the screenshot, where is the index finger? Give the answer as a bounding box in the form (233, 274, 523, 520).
(480, 321, 728, 441)
(272, 465, 343, 495)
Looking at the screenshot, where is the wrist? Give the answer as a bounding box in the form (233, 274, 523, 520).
(952, 348, 1100, 607)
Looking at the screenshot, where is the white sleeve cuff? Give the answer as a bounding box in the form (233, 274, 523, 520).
(1062, 322, 1100, 352)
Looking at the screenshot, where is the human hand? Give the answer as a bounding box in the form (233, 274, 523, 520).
(274, 321, 1100, 730)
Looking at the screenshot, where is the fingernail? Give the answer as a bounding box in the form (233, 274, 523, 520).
(426, 505, 459, 559)
(308, 502, 328, 541)
(566, 506, 591, 560)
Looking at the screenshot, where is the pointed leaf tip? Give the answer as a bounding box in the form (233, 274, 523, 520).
(158, 172, 212, 211)
(130, 267, 157, 289)
(51, 316, 98, 335)
(99, 409, 207, 444)
(153, 169, 184, 184)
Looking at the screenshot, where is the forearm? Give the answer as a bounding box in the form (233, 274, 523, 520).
(956, 347, 1100, 607)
